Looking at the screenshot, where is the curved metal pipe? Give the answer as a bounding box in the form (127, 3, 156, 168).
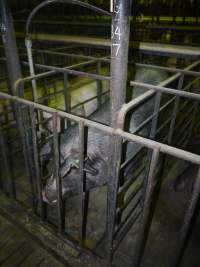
(26, 0, 111, 36)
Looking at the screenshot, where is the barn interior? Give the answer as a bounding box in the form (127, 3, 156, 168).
(0, 1, 200, 267)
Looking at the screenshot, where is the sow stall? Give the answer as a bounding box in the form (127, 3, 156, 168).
(0, 1, 200, 267)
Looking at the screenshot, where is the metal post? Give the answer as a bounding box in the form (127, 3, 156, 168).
(0, 0, 22, 95)
(107, 0, 132, 264)
(110, 0, 132, 127)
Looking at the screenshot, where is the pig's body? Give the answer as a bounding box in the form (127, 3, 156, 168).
(42, 67, 169, 204)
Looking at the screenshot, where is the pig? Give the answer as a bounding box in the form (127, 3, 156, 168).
(41, 67, 169, 204)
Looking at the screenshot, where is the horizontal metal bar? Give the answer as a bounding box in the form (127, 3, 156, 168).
(21, 62, 110, 82)
(130, 81, 200, 102)
(136, 63, 200, 77)
(71, 90, 109, 111)
(34, 49, 110, 63)
(38, 89, 64, 102)
(1, 91, 200, 165)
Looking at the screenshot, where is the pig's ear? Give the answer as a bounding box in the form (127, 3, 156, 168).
(84, 157, 98, 176)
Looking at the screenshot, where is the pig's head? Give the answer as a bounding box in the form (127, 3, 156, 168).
(42, 151, 108, 205)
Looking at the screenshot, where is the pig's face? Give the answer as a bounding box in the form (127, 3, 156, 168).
(42, 152, 108, 205)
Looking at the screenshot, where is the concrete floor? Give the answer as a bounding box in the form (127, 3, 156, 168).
(0, 212, 67, 267)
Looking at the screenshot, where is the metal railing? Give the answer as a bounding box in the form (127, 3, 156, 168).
(0, 59, 200, 266)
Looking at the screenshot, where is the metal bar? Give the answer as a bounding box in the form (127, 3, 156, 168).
(38, 89, 64, 102)
(107, 135, 123, 264)
(132, 148, 160, 267)
(115, 197, 141, 239)
(0, 0, 22, 95)
(29, 105, 46, 220)
(71, 91, 109, 111)
(34, 49, 110, 63)
(63, 72, 71, 128)
(116, 183, 142, 224)
(96, 61, 102, 109)
(130, 81, 200, 102)
(20, 62, 111, 82)
(113, 209, 142, 253)
(52, 112, 65, 233)
(136, 63, 200, 78)
(187, 102, 199, 142)
(167, 75, 184, 144)
(26, 0, 111, 36)
(0, 128, 16, 198)
(172, 167, 200, 266)
(25, 37, 38, 101)
(107, 0, 132, 262)
(132, 96, 176, 135)
(78, 121, 88, 247)
(110, 0, 131, 127)
(21, 105, 37, 209)
(1, 91, 200, 165)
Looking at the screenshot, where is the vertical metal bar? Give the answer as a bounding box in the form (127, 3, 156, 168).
(78, 121, 88, 247)
(0, 128, 16, 198)
(107, 0, 132, 264)
(167, 75, 184, 144)
(110, 0, 114, 12)
(0, 0, 22, 96)
(63, 72, 71, 128)
(96, 61, 102, 109)
(25, 37, 38, 102)
(132, 148, 160, 267)
(110, 0, 132, 127)
(21, 105, 37, 209)
(29, 105, 46, 220)
(52, 112, 65, 233)
(172, 167, 200, 267)
(107, 135, 123, 264)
